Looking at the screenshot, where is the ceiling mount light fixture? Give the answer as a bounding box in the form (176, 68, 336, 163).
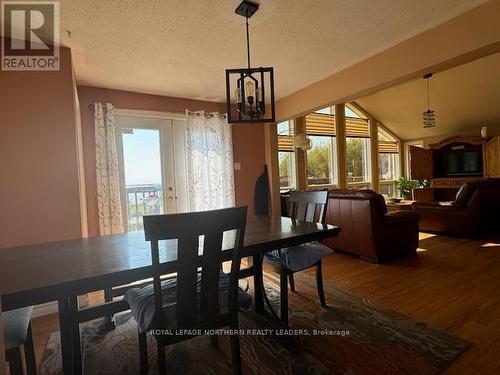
(225, 0, 275, 124)
(423, 73, 436, 128)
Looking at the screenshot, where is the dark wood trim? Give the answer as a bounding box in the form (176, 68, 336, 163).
(428, 136, 487, 149)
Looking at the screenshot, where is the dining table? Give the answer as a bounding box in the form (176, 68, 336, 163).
(0, 215, 340, 374)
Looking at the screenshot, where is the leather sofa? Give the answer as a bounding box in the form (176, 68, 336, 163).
(411, 178, 500, 236)
(322, 189, 420, 263)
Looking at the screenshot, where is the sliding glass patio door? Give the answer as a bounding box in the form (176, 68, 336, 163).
(115, 114, 188, 231)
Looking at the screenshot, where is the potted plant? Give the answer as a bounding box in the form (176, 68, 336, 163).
(396, 177, 420, 200)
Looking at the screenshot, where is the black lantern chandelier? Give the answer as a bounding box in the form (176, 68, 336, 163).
(423, 73, 436, 128)
(225, 1, 275, 124)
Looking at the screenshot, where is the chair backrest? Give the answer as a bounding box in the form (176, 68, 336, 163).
(143, 206, 247, 330)
(287, 190, 329, 224)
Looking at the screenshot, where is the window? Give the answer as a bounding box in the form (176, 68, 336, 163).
(378, 127, 401, 197)
(277, 120, 296, 190)
(314, 106, 333, 115)
(307, 136, 336, 185)
(346, 137, 371, 186)
(345, 104, 371, 189)
(121, 128, 164, 231)
(115, 114, 189, 231)
(306, 106, 337, 186)
(278, 152, 295, 189)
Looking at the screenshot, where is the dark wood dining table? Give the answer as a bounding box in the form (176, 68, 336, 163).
(0, 215, 340, 374)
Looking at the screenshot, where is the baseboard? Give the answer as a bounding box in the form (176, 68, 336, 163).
(32, 295, 90, 318)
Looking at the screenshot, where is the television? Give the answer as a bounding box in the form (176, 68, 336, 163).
(435, 143, 483, 177)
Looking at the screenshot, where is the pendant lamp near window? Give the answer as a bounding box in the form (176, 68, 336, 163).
(423, 73, 436, 128)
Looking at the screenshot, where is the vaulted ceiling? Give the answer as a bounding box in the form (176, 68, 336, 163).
(356, 52, 500, 140)
(57, 0, 485, 101)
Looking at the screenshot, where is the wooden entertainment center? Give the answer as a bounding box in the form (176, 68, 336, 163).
(410, 136, 500, 201)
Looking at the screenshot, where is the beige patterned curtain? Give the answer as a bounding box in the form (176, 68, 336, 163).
(95, 103, 124, 234)
(185, 110, 235, 211)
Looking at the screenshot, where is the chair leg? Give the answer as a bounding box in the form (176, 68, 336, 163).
(6, 347, 23, 375)
(103, 288, 116, 330)
(25, 323, 37, 375)
(230, 335, 242, 375)
(138, 330, 148, 374)
(209, 335, 218, 348)
(288, 273, 296, 293)
(157, 340, 166, 374)
(316, 261, 326, 307)
(280, 272, 289, 325)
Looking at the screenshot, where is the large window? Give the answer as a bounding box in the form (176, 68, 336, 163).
(345, 104, 371, 189)
(378, 127, 401, 197)
(278, 152, 295, 189)
(277, 120, 296, 190)
(306, 106, 337, 186)
(307, 136, 336, 185)
(346, 137, 371, 187)
(275, 104, 403, 195)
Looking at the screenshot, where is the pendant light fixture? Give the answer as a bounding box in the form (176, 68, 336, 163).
(423, 73, 436, 128)
(225, 0, 275, 124)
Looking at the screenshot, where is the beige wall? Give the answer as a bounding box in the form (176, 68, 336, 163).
(0, 46, 83, 247)
(77, 86, 266, 236)
(275, 0, 500, 122)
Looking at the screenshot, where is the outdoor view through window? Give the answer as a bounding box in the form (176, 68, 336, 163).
(278, 120, 295, 189)
(122, 128, 164, 231)
(307, 106, 335, 186)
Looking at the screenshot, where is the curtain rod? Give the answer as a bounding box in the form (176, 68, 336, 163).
(87, 104, 226, 117)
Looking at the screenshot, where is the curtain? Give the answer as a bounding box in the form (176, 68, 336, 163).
(185, 110, 235, 211)
(95, 103, 124, 234)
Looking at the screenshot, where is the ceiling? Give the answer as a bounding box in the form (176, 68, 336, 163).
(53, 0, 485, 101)
(356, 52, 500, 140)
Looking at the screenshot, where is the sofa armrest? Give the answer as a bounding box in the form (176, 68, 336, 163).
(383, 211, 420, 225)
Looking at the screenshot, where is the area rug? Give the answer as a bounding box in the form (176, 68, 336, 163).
(40, 274, 469, 374)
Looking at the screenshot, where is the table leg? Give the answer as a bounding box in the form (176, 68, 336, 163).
(58, 298, 74, 375)
(249, 255, 264, 313)
(69, 296, 83, 374)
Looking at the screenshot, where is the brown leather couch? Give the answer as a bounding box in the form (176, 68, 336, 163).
(322, 189, 420, 263)
(411, 178, 500, 236)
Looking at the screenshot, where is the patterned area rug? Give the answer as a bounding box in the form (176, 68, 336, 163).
(40, 274, 469, 374)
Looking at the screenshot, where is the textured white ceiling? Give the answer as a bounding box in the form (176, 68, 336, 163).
(356, 53, 500, 140)
(58, 0, 486, 101)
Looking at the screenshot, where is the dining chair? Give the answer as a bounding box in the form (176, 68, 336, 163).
(124, 206, 251, 374)
(263, 190, 332, 324)
(3, 306, 36, 375)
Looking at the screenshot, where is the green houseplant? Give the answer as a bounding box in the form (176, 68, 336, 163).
(396, 177, 420, 200)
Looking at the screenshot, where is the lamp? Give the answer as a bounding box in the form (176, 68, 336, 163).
(225, 1, 275, 124)
(294, 133, 312, 151)
(423, 73, 436, 128)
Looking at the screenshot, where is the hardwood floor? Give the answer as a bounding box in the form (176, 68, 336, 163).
(31, 233, 500, 374)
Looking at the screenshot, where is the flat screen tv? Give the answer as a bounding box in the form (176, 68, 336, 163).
(435, 143, 483, 177)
